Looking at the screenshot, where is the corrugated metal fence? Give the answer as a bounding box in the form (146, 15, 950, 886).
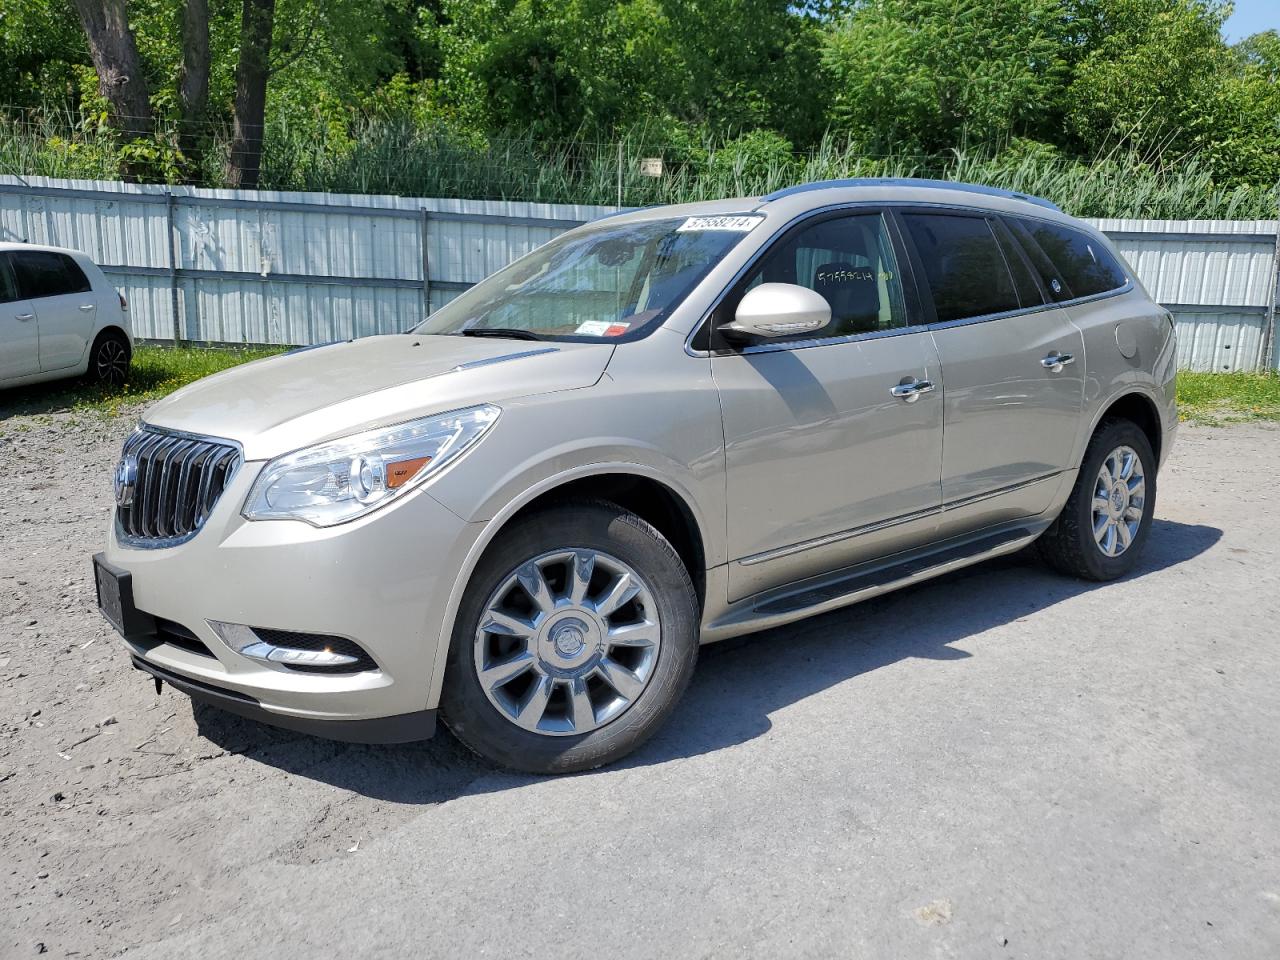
(0, 176, 614, 347)
(1093, 219, 1280, 373)
(2, 176, 1277, 372)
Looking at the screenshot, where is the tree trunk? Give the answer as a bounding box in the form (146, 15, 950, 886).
(70, 0, 151, 141)
(178, 0, 211, 160)
(228, 0, 276, 189)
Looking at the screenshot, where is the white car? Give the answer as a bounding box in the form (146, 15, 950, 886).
(0, 243, 133, 389)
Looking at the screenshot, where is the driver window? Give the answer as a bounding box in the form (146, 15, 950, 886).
(736, 213, 907, 341)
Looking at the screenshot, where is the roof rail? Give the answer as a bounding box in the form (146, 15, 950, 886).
(759, 178, 1061, 213)
(589, 207, 642, 223)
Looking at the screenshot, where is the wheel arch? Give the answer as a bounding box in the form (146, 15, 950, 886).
(92, 324, 133, 349)
(81, 324, 133, 378)
(425, 464, 709, 708)
(1091, 390, 1164, 465)
(508, 474, 706, 600)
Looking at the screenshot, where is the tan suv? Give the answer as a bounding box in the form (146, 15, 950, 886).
(94, 179, 1177, 773)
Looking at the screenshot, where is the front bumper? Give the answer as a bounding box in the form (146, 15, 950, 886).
(129, 655, 436, 743)
(100, 459, 483, 739)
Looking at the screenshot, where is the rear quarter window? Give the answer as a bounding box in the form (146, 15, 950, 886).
(11, 250, 92, 299)
(1011, 219, 1128, 300)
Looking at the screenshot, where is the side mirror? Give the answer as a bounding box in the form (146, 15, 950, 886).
(720, 283, 831, 343)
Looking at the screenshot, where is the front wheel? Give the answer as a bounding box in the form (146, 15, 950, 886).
(440, 501, 699, 774)
(1038, 417, 1157, 581)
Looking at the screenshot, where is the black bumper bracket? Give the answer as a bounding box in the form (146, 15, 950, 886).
(130, 656, 437, 744)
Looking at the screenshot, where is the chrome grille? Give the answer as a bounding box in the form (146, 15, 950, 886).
(116, 428, 241, 545)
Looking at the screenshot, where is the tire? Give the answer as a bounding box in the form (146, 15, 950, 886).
(1038, 417, 1157, 581)
(85, 329, 131, 387)
(440, 500, 699, 774)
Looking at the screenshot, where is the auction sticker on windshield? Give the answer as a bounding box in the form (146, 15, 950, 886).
(676, 215, 764, 232)
(575, 320, 631, 337)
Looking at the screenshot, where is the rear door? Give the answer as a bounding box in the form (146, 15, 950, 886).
(709, 209, 945, 600)
(11, 250, 98, 372)
(0, 254, 41, 381)
(896, 209, 1084, 533)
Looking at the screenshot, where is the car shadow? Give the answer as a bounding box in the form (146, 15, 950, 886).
(191, 518, 1222, 801)
(0, 377, 125, 419)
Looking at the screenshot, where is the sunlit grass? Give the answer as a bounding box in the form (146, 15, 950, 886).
(0, 344, 287, 419)
(1176, 371, 1280, 425)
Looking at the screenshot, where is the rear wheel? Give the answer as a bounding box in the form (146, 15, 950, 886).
(86, 330, 131, 387)
(440, 501, 699, 774)
(1038, 417, 1157, 581)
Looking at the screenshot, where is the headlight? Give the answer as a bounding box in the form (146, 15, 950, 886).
(242, 404, 500, 526)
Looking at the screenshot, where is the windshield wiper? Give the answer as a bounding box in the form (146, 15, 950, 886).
(457, 327, 545, 341)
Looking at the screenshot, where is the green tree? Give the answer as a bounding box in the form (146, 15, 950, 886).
(1237, 29, 1280, 80)
(0, 0, 90, 106)
(1206, 30, 1280, 186)
(70, 0, 153, 140)
(821, 0, 1069, 154)
(1065, 1, 1279, 186)
(1064, 0, 1229, 153)
(431, 0, 825, 143)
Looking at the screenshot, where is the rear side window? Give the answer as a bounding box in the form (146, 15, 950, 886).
(901, 213, 1020, 323)
(0, 256, 19, 304)
(10, 250, 92, 299)
(1009, 219, 1128, 300)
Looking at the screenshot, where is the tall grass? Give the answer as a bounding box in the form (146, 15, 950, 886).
(2, 108, 1277, 220)
(0, 108, 122, 181)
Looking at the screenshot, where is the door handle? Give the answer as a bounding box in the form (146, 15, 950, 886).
(890, 378, 935, 403)
(79, 303, 96, 312)
(15, 313, 34, 322)
(1041, 352, 1075, 372)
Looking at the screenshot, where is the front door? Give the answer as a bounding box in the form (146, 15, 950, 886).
(709, 210, 945, 601)
(0, 254, 40, 381)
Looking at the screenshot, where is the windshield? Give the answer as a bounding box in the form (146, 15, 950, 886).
(414, 215, 761, 342)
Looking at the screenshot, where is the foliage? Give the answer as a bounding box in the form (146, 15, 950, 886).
(3, 109, 1276, 219)
(822, 0, 1069, 153)
(0, 0, 88, 106)
(1064, 0, 1280, 187)
(429, 0, 827, 144)
(0, 0, 1276, 210)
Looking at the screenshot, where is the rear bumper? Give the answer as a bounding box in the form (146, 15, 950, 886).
(131, 655, 436, 743)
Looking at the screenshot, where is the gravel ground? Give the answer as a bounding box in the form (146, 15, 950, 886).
(2, 408, 1279, 960)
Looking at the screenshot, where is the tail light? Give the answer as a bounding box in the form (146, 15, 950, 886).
(118, 290, 128, 311)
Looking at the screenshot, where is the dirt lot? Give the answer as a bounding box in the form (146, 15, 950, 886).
(2, 408, 1279, 960)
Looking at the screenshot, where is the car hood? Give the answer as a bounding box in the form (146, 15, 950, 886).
(143, 335, 613, 460)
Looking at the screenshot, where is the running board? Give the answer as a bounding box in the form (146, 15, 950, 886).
(702, 522, 1044, 642)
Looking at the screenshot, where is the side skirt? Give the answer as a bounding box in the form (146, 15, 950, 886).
(700, 518, 1051, 643)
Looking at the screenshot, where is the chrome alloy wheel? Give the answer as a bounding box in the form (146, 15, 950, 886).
(473, 549, 662, 736)
(96, 339, 129, 386)
(1092, 444, 1146, 558)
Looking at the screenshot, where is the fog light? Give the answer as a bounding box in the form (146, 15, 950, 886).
(207, 620, 360, 667)
(240, 642, 358, 666)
